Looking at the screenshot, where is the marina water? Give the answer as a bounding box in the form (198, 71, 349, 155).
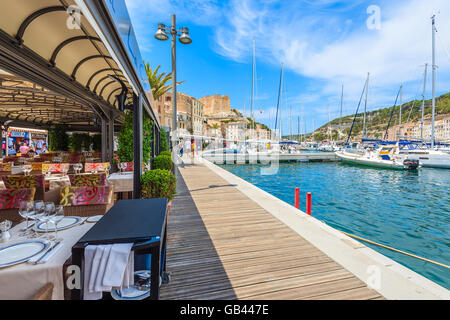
(219, 162, 450, 290)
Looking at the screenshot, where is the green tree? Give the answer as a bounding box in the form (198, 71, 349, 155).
(144, 62, 184, 100)
(48, 125, 69, 151)
(117, 111, 153, 163)
(160, 129, 169, 152)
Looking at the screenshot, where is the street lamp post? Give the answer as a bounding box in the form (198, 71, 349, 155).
(155, 15, 192, 148)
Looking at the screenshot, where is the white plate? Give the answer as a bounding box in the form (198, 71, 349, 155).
(0, 240, 49, 268)
(35, 216, 82, 232)
(86, 215, 102, 223)
(111, 270, 151, 300)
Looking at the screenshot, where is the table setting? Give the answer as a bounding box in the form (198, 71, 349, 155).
(0, 200, 103, 300)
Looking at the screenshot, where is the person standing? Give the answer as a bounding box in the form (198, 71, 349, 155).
(19, 142, 30, 155)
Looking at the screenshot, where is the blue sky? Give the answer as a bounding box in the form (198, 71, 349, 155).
(125, 0, 450, 135)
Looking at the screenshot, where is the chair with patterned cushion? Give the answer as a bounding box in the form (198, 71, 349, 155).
(0, 188, 36, 226)
(26, 162, 44, 175)
(119, 162, 134, 172)
(84, 162, 110, 173)
(2, 175, 45, 201)
(58, 185, 114, 217)
(68, 173, 107, 187)
(0, 162, 12, 178)
(42, 163, 70, 175)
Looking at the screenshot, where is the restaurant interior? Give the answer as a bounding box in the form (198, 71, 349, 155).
(0, 0, 168, 300)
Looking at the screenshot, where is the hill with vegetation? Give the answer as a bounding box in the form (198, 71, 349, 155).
(297, 92, 450, 142)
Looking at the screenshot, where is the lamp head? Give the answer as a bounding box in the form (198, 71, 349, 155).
(155, 24, 169, 41)
(179, 27, 192, 44)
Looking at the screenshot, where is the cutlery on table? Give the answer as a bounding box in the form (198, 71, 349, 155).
(31, 240, 62, 265)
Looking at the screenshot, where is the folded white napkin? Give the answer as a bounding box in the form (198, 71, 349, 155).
(27, 241, 63, 264)
(83, 243, 134, 300)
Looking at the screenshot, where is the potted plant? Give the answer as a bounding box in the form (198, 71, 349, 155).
(141, 169, 176, 212)
(152, 155, 173, 171)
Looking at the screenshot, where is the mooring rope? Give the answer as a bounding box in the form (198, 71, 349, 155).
(341, 231, 450, 269)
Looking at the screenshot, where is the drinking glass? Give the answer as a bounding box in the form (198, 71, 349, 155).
(31, 201, 45, 238)
(18, 201, 33, 237)
(104, 163, 111, 176)
(23, 165, 32, 176)
(44, 202, 56, 240)
(51, 206, 65, 241)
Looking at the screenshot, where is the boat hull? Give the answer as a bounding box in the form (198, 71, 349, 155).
(336, 152, 405, 170)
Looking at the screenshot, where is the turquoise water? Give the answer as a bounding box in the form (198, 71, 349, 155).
(218, 162, 450, 290)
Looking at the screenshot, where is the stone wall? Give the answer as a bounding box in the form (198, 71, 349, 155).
(200, 95, 231, 116)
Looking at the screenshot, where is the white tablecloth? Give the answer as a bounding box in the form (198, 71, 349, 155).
(0, 220, 94, 300)
(107, 172, 133, 193)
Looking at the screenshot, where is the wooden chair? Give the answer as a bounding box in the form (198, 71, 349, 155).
(2, 175, 46, 201)
(46, 185, 115, 217)
(0, 188, 36, 226)
(31, 283, 54, 300)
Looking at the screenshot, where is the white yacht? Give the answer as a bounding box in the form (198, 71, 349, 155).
(398, 145, 450, 169)
(336, 145, 420, 170)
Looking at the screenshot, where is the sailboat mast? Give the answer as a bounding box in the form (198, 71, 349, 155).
(431, 15, 436, 147)
(251, 39, 255, 133)
(421, 63, 428, 139)
(363, 73, 369, 139)
(339, 84, 344, 131)
(279, 64, 284, 139)
(398, 84, 403, 139)
(328, 104, 331, 141)
(289, 105, 292, 140)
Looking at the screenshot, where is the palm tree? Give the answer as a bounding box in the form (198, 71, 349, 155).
(144, 62, 184, 100)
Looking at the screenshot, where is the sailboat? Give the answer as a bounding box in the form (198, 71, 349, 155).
(337, 144, 419, 170)
(397, 15, 450, 169)
(336, 75, 420, 170)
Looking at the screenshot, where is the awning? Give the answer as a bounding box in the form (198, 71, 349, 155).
(0, 0, 136, 124)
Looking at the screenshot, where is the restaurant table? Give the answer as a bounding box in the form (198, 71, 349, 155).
(71, 198, 168, 300)
(107, 172, 133, 193)
(0, 220, 95, 300)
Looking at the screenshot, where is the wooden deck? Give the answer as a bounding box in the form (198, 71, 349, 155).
(160, 161, 383, 300)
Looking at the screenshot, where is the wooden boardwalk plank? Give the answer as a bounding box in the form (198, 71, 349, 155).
(160, 163, 382, 300)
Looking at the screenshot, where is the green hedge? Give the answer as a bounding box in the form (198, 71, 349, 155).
(141, 169, 176, 200)
(159, 151, 172, 157)
(117, 111, 153, 163)
(160, 129, 169, 152)
(152, 155, 173, 171)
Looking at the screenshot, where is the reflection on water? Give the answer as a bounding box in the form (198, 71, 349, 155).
(219, 162, 450, 290)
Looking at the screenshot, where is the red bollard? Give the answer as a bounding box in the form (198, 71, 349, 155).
(295, 188, 300, 209)
(306, 192, 312, 216)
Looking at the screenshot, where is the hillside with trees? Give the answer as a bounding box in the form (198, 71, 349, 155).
(303, 92, 450, 142)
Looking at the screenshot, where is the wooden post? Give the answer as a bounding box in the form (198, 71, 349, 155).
(133, 93, 143, 199)
(295, 188, 300, 209)
(306, 192, 311, 216)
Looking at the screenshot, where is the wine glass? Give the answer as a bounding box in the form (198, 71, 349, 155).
(18, 201, 33, 237)
(44, 202, 56, 240)
(61, 165, 68, 176)
(23, 164, 32, 176)
(104, 163, 111, 175)
(31, 201, 45, 238)
(50, 206, 65, 241)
